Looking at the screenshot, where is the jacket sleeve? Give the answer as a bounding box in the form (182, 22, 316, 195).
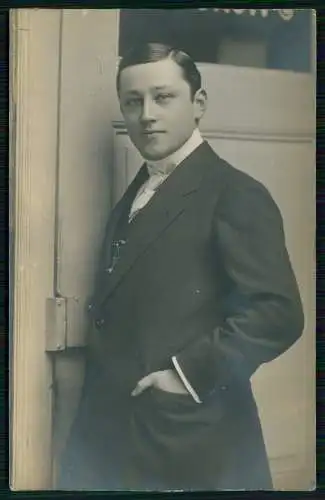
(172, 179, 305, 401)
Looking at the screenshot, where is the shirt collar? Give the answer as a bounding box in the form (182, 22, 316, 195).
(146, 128, 203, 177)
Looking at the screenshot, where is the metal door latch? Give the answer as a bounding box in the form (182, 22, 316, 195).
(45, 296, 87, 352)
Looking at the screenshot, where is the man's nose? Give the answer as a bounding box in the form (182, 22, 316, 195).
(140, 98, 157, 123)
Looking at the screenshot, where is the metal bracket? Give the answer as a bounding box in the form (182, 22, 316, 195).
(45, 297, 87, 352)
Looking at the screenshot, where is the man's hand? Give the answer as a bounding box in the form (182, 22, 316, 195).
(131, 369, 188, 397)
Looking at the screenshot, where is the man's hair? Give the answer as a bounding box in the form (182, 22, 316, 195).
(116, 42, 202, 100)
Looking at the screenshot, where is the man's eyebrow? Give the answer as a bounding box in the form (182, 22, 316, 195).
(123, 86, 172, 94)
(153, 85, 173, 91)
(123, 90, 142, 96)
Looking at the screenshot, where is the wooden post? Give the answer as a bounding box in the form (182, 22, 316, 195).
(10, 9, 61, 490)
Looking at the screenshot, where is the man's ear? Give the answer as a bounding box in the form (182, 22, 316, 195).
(194, 88, 207, 121)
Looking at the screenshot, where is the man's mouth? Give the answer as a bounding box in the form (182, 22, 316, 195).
(142, 130, 165, 135)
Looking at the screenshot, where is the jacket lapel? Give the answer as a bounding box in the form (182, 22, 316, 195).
(93, 164, 149, 295)
(96, 141, 214, 306)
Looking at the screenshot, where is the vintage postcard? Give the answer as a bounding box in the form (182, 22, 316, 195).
(9, 8, 316, 491)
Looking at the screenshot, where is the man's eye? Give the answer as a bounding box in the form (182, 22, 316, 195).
(156, 93, 173, 103)
(125, 98, 141, 107)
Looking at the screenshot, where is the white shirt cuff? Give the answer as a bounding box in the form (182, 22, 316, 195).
(172, 356, 202, 404)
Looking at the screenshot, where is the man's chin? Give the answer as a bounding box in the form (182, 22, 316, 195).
(141, 149, 169, 162)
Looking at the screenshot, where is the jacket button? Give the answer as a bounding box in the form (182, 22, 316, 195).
(220, 385, 227, 391)
(95, 318, 105, 329)
(87, 303, 93, 312)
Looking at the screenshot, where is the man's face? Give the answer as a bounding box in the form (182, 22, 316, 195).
(118, 58, 206, 161)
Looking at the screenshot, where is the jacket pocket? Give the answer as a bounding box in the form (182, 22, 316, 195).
(131, 384, 228, 434)
(129, 385, 228, 482)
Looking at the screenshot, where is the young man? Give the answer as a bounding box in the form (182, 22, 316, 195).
(59, 43, 304, 491)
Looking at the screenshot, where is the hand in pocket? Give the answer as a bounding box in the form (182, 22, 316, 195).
(131, 369, 189, 397)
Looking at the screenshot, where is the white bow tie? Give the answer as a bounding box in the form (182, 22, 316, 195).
(128, 169, 169, 223)
(147, 160, 176, 177)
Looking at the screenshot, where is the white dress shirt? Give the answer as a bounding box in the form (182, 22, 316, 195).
(129, 128, 204, 223)
(129, 128, 204, 403)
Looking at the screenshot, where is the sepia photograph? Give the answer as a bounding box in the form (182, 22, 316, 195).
(9, 8, 316, 491)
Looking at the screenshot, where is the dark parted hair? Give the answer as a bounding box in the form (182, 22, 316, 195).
(116, 42, 202, 100)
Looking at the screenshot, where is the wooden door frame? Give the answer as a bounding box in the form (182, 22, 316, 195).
(9, 8, 122, 490)
(9, 9, 62, 490)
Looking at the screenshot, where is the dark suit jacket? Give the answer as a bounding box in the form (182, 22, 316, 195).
(60, 141, 304, 490)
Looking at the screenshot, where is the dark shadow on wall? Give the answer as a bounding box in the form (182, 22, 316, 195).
(119, 9, 312, 73)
